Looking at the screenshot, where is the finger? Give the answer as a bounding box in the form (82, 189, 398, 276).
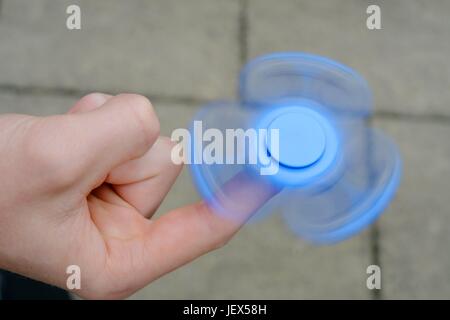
(68, 94, 160, 185)
(107, 136, 183, 218)
(141, 171, 279, 280)
(67, 93, 112, 114)
(106, 136, 176, 185)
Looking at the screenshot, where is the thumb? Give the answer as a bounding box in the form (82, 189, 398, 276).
(24, 94, 160, 190)
(73, 94, 160, 184)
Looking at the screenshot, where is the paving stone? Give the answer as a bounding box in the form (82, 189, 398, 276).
(375, 117, 450, 299)
(0, 0, 240, 100)
(247, 0, 450, 117)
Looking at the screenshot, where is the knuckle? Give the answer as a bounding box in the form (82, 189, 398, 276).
(80, 92, 105, 106)
(80, 92, 101, 104)
(119, 94, 160, 147)
(68, 93, 106, 114)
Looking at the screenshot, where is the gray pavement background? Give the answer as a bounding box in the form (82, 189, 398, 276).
(0, 0, 449, 299)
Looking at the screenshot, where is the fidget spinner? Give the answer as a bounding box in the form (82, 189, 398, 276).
(188, 52, 402, 244)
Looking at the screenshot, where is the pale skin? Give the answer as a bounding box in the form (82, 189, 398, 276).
(0, 93, 276, 299)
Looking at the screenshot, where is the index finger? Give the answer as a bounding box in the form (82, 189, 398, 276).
(141, 171, 279, 280)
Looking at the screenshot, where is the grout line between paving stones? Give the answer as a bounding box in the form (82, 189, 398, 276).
(374, 110, 450, 125)
(1, 84, 450, 126)
(370, 223, 382, 299)
(0, 84, 206, 107)
(239, 0, 249, 65)
(366, 117, 383, 300)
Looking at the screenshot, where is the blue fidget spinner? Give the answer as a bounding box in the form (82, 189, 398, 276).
(188, 52, 402, 244)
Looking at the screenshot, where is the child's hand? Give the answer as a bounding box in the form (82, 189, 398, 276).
(0, 93, 274, 299)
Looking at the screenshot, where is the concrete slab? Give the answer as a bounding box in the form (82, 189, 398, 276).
(376, 117, 450, 299)
(247, 0, 450, 117)
(0, 0, 240, 100)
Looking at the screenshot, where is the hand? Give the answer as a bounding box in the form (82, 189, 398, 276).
(0, 93, 274, 299)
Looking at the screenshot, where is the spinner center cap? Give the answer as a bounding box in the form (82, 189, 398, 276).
(267, 111, 326, 168)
